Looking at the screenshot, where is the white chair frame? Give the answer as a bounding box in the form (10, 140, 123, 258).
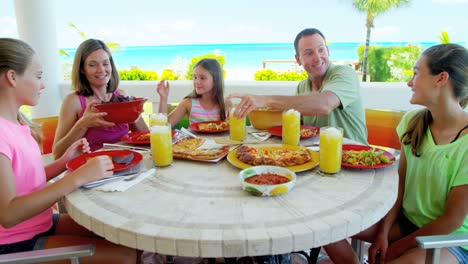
(416, 234, 468, 264)
(0, 244, 94, 264)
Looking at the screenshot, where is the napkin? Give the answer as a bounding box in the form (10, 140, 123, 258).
(81, 162, 143, 189)
(94, 168, 155, 192)
(248, 131, 272, 141)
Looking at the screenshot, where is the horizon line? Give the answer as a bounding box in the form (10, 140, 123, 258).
(58, 40, 458, 50)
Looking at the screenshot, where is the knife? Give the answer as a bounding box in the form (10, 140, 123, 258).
(214, 138, 266, 145)
(180, 127, 199, 138)
(102, 143, 150, 152)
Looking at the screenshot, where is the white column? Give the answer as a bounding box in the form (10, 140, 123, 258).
(14, 0, 62, 118)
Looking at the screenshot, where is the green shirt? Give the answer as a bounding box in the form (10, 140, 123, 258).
(296, 63, 368, 144)
(397, 110, 468, 249)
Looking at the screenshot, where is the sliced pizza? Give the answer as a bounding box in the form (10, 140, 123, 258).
(172, 137, 229, 161)
(172, 137, 205, 152)
(173, 145, 230, 160)
(235, 145, 311, 167)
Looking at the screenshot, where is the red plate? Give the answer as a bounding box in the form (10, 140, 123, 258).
(121, 130, 177, 145)
(268, 125, 320, 139)
(66, 150, 143, 172)
(189, 120, 229, 133)
(341, 144, 396, 169)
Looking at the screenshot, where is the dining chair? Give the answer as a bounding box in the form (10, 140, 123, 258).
(0, 244, 94, 264)
(416, 233, 468, 264)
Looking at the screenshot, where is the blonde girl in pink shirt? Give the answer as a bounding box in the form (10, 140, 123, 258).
(0, 38, 137, 263)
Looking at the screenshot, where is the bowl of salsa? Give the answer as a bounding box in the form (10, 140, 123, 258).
(239, 166, 296, 196)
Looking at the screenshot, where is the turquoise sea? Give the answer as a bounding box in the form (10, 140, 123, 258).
(61, 42, 438, 73)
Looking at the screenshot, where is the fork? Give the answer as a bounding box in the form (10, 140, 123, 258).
(124, 173, 141, 181)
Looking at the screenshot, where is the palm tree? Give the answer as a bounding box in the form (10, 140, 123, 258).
(352, 0, 410, 82)
(59, 23, 121, 57)
(438, 30, 451, 44)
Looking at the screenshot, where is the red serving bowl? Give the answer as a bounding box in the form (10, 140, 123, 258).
(94, 98, 147, 123)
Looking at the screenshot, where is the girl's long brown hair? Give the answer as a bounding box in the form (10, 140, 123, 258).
(401, 44, 467, 156)
(185, 58, 226, 120)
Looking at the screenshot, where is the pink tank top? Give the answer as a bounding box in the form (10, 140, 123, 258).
(78, 91, 129, 151)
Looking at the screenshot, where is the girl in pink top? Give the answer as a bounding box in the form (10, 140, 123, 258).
(157, 58, 227, 127)
(0, 38, 136, 263)
(53, 39, 148, 159)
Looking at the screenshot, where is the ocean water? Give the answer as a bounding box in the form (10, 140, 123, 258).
(61, 42, 437, 78)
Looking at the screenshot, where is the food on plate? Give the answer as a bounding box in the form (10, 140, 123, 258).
(172, 137, 229, 160)
(342, 149, 391, 166)
(300, 128, 318, 137)
(235, 145, 311, 167)
(172, 137, 205, 152)
(245, 173, 290, 185)
(173, 145, 230, 160)
(136, 132, 150, 141)
(198, 121, 229, 131)
(111, 153, 134, 165)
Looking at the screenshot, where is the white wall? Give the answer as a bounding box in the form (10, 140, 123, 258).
(59, 80, 420, 113)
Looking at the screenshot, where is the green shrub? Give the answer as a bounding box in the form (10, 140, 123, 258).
(119, 68, 158, 80)
(387, 45, 422, 82)
(358, 44, 422, 82)
(277, 71, 308, 81)
(160, 69, 179, 80)
(254, 69, 278, 81)
(185, 54, 226, 80)
(254, 69, 307, 81)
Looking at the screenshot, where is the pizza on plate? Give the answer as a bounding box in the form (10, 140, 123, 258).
(172, 137, 229, 160)
(235, 145, 312, 167)
(136, 132, 150, 141)
(172, 137, 205, 152)
(198, 121, 229, 131)
(300, 128, 318, 137)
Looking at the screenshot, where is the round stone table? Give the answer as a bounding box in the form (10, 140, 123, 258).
(64, 146, 398, 258)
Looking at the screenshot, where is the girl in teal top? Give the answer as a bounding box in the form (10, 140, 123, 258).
(323, 44, 468, 264)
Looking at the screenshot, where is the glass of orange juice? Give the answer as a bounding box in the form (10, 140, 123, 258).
(150, 124, 173, 167)
(229, 107, 246, 141)
(149, 113, 168, 127)
(319, 126, 343, 175)
(282, 109, 300, 146)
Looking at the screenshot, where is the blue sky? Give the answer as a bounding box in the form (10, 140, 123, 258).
(1, 0, 467, 48)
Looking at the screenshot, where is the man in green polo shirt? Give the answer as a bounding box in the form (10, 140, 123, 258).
(229, 28, 368, 144)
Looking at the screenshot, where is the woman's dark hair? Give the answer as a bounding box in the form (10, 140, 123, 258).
(185, 58, 226, 120)
(71, 39, 119, 96)
(401, 43, 467, 156)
